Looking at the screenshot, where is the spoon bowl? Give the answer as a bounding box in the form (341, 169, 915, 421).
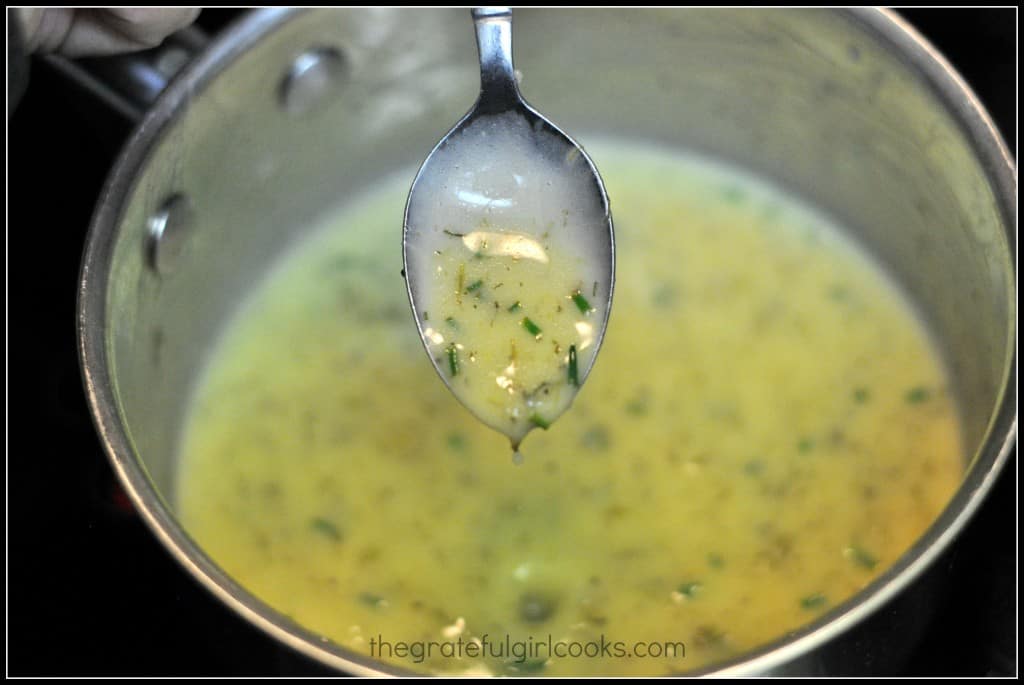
(403, 8, 614, 449)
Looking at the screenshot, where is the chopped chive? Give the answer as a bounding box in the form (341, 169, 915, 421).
(358, 592, 387, 609)
(853, 387, 871, 404)
(625, 393, 649, 416)
(446, 433, 467, 451)
(444, 316, 459, 330)
(522, 317, 542, 337)
(507, 300, 522, 313)
(580, 425, 610, 451)
(905, 386, 931, 404)
(519, 592, 558, 623)
(310, 517, 342, 542)
(446, 344, 459, 377)
(442, 229, 466, 238)
(844, 545, 878, 570)
(529, 414, 551, 430)
(568, 344, 579, 386)
(800, 593, 827, 610)
(678, 581, 703, 598)
(828, 285, 850, 302)
(743, 460, 765, 477)
(465, 279, 484, 294)
(652, 283, 678, 308)
(571, 291, 592, 314)
(503, 658, 548, 675)
(693, 625, 726, 648)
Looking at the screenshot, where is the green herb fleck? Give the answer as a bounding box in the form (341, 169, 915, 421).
(571, 291, 592, 314)
(522, 317, 542, 337)
(651, 283, 678, 308)
(529, 414, 551, 430)
(446, 344, 459, 377)
(828, 285, 851, 302)
(503, 658, 548, 675)
(707, 554, 725, 570)
(446, 433, 467, 452)
(310, 517, 342, 542)
(693, 625, 726, 648)
(580, 425, 610, 451)
(568, 344, 579, 386)
(853, 387, 871, 404)
(905, 386, 931, 404)
(800, 593, 827, 610)
(507, 300, 521, 313)
(444, 316, 459, 330)
(678, 581, 703, 598)
(797, 437, 815, 454)
(844, 545, 878, 570)
(625, 391, 649, 416)
(519, 592, 558, 623)
(465, 279, 484, 294)
(358, 592, 387, 609)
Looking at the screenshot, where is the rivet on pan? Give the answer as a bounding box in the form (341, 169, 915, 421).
(279, 47, 347, 116)
(146, 194, 194, 276)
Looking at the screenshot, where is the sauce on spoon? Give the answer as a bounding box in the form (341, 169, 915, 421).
(403, 10, 613, 452)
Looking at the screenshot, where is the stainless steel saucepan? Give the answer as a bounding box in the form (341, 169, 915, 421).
(76, 8, 1016, 675)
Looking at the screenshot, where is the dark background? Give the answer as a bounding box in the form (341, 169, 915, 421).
(7, 8, 1016, 677)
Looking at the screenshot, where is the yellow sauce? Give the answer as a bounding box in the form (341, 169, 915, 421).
(176, 141, 962, 676)
(423, 231, 601, 449)
(404, 111, 611, 447)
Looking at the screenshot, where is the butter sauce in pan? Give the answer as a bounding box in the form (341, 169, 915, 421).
(177, 141, 961, 676)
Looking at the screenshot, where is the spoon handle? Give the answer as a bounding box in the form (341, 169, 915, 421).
(471, 7, 520, 113)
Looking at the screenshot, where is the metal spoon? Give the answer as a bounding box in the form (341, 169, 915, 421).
(403, 7, 614, 448)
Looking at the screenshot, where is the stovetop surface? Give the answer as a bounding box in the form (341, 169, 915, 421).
(7, 8, 1016, 677)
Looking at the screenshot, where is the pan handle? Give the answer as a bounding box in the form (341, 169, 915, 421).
(38, 24, 208, 125)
